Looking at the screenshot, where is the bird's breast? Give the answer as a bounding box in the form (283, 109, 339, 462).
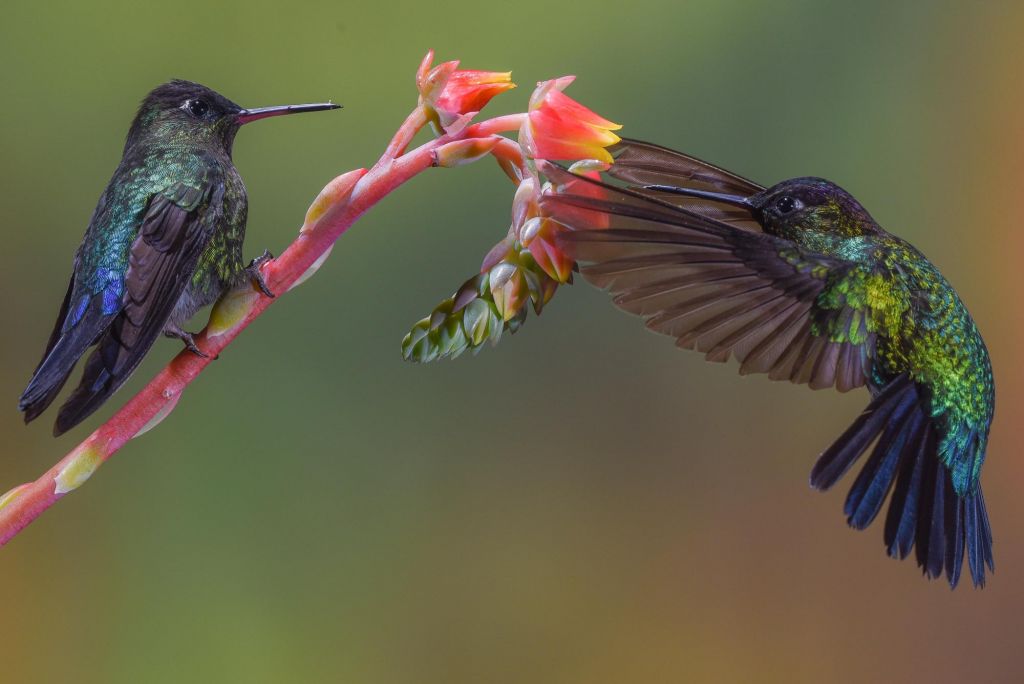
(178, 163, 248, 320)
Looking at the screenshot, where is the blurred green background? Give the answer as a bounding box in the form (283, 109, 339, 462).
(2, 1, 1022, 682)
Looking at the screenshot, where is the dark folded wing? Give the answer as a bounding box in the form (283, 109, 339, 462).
(606, 138, 764, 231)
(540, 162, 875, 393)
(20, 191, 118, 423)
(54, 181, 222, 435)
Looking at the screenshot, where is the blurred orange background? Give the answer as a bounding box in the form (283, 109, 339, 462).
(1, 1, 1022, 682)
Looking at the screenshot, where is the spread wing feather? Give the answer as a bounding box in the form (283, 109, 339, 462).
(607, 138, 764, 231)
(540, 162, 875, 392)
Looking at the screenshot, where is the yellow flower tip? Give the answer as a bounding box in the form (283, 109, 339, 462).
(458, 70, 514, 87)
(0, 483, 32, 512)
(208, 288, 260, 339)
(54, 445, 105, 495)
(585, 147, 615, 165)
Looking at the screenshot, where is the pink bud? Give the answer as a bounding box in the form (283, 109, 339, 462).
(432, 137, 501, 168)
(511, 178, 539, 231)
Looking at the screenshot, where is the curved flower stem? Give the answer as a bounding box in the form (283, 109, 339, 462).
(466, 113, 526, 138)
(0, 107, 510, 548)
(489, 137, 530, 184)
(381, 106, 430, 160)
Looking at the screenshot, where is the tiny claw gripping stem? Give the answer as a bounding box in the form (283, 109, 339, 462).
(247, 249, 276, 298)
(181, 334, 210, 359)
(164, 323, 211, 359)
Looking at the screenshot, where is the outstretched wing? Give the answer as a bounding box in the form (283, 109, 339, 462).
(606, 138, 764, 231)
(53, 181, 222, 435)
(540, 162, 877, 393)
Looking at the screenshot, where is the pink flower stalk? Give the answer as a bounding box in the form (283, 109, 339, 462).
(520, 76, 622, 163)
(417, 50, 515, 129)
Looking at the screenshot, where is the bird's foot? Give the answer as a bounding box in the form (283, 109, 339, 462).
(246, 249, 276, 298)
(164, 325, 210, 359)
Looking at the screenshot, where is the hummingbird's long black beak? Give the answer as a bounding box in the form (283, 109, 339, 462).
(236, 102, 341, 125)
(644, 184, 754, 209)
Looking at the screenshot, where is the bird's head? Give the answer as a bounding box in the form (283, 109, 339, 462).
(125, 80, 340, 154)
(748, 177, 881, 240)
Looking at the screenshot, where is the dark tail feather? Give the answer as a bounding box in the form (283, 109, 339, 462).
(53, 311, 160, 437)
(963, 490, 994, 587)
(54, 336, 121, 436)
(977, 489, 995, 571)
(19, 276, 76, 421)
(810, 374, 994, 589)
(20, 367, 74, 424)
(883, 418, 928, 559)
(844, 404, 924, 529)
(19, 284, 110, 424)
(945, 483, 965, 588)
(915, 447, 947, 581)
(809, 375, 912, 489)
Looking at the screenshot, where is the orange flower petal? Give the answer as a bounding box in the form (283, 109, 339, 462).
(542, 89, 621, 130)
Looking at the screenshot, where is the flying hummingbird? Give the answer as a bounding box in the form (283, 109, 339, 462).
(540, 139, 995, 588)
(18, 80, 340, 436)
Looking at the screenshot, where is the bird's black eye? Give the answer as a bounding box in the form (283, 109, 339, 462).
(775, 195, 802, 214)
(184, 99, 210, 118)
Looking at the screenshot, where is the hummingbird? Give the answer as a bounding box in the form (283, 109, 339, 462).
(540, 139, 995, 588)
(18, 80, 340, 436)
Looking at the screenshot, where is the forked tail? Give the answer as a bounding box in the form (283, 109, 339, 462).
(810, 374, 993, 588)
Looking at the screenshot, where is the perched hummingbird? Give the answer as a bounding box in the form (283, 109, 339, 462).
(19, 80, 340, 436)
(540, 139, 995, 588)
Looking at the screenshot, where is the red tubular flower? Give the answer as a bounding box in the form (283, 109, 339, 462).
(520, 76, 621, 163)
(416, 51, 515, 129)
